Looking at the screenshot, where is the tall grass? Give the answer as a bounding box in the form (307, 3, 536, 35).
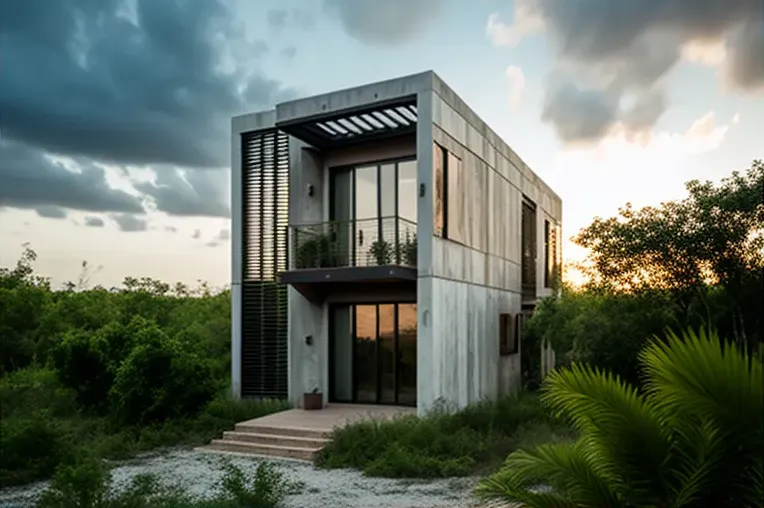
(317, 392, 574, 478)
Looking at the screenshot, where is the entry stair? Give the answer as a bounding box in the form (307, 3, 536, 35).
(198, 422, 331, 462)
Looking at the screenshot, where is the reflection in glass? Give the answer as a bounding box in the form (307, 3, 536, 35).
(380, 164, 396, 218)
(354, 305, 377, 403)
(447, 152, 462, 243)
(378, 304, 396, 403)
(331, 306, 353, 402)
(355, 166, 378, 266)
(397, 304, 417, 406)
(331, 169, 354, 265)
(397, 160, 417, 223)
(433, 144, 445, 237)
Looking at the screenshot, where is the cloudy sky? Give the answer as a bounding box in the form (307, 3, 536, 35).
(1, 0, 762, 289)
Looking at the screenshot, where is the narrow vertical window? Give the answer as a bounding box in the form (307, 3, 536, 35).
(447, 152, 462, 243)
(433, 143, 445, 237)
(544, 220, 551, 287)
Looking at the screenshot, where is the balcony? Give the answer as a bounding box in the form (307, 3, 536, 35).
(280, 216, 418, 303)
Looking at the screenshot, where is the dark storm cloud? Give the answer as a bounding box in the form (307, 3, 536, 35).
(84, 216, 106, 227)
(35, 206, 69, 219)
(112, 214, 148, 232)
(502, 0, 762, 143)
(0, 0, 292, 169)
(0, 140, 145, 213)
(323, 0, 444, 45)
(134, 168, 230, 218)
(541, 82, 620, 144)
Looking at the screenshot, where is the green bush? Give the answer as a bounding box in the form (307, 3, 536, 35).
(319, 392, 573, 478)
(523, 288, 681, 385)
(109, 322, 217, 425)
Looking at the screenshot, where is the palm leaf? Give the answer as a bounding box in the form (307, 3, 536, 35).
(540, 363, 672, 499)
(640, 327, 763, 436)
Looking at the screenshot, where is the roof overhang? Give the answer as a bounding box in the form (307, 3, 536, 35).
(275, 96, 418, 150)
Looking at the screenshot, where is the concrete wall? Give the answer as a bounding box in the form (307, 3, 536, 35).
(415, 73, 563, 414)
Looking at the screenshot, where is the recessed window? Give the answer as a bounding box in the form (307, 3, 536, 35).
(499, 313, 519, 356)
(433, 143, 446, 237)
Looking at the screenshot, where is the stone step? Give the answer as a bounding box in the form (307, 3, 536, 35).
(206, 439, 322, 462)
(234, 423, 332, 440)
(222, 431, 330, 449)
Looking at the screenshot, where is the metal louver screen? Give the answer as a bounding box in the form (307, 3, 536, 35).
(241, 128, 289, 399)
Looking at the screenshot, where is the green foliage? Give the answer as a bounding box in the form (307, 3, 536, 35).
(109, 323, 217, 425)
(369, 239, 393, 264)
(0, 248, 288, 488)
(318, 392, 574, 478)
(523, 288, 680, 385)
(294, 229, 340, 268)
(575, 160, 763, 348)
(476, 327, 764, 507)
(33, 458, 299, 508)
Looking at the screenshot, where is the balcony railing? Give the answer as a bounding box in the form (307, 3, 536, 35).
(289, 216, 417, 270)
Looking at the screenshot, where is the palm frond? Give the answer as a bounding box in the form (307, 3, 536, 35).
(540, 363, 672, 497)
(476, 464, 580, 508)
(640, 327, 763, 435)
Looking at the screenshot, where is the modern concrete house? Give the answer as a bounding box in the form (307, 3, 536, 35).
(230, 71, 562, 417)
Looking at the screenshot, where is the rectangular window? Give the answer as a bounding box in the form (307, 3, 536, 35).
(499, 313, 519, 356)
(544, 220, 551, 287)
(447, 152, 462, 244)
(433, 143, 446, 237)
(544, 220, 559, 288)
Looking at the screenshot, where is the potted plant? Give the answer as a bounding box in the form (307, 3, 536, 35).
(303, 387, 323, 410)
(295, 228, 339, 268)
(396, 232, 417, 266)
(370, 239, 393, 265)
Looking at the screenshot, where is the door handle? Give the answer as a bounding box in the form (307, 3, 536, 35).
(358, 229, 364, 245)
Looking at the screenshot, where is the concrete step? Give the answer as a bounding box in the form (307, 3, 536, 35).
(205, 439, 322, 461)
(234, 423, 332, 440)
(222, 431, 330, 449)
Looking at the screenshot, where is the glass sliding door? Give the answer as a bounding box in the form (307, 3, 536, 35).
(354, 166, 378, 266)
(354, 304, 377, 403)
(329, 158, 417, 267)
(330, 303, 417, 406)
(397, 304, 417, 406)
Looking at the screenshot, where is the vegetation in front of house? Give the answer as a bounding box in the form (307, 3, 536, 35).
(0, 252, 289, 488)
(476, 327, 764, 507)
(317, 392, 575, 478)
(34, 457, 302, 508)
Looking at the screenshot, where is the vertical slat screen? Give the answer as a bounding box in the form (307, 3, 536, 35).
(241, 129, 289, 399)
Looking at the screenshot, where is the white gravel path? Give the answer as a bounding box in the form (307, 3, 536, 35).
(0, 449, 490, 508)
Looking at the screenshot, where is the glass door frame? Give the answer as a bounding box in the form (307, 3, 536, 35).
(328, 156, 416, 266)
(328, 302, 417, 407)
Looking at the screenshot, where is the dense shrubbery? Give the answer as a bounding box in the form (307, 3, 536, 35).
(0, 251, 288, 488)
(524, 161, 763, 386)
(318, 392, 574, 478)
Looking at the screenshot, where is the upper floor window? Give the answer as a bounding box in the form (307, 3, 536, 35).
(544, 219, 559, 288)
(432, 142, 462, 242)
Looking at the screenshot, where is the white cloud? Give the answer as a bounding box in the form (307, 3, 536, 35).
(681, 38, 727, 66)
(505, 65, 526, 111)
(486, 0, 543, 48)
(548, 110, 735, 278)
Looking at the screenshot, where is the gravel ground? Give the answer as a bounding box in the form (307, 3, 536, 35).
(0, 449, 489, 508)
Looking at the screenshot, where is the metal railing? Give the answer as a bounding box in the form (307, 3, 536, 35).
(289, 216, 417, 270)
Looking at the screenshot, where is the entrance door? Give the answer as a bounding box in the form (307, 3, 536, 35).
(329, 303, 417, 406)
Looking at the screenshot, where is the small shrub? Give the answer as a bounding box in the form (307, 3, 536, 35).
(319, 392, 570, 478)
(218, 462, 302, 508)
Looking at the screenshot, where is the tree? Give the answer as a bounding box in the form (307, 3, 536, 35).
(476, 327, 763, 507)
(574, 160, 764, 348)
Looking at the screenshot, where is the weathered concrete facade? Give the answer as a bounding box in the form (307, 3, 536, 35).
(231, 71, 562, 415)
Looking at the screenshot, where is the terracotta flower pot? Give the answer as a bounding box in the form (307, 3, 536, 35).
(303, 392, 323, 410)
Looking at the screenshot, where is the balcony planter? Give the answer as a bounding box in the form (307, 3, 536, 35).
(303, 389, 323, 410)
